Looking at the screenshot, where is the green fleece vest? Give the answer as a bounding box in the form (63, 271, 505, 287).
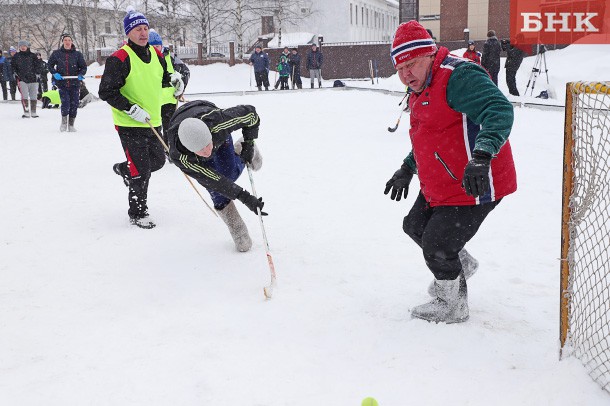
(111, 45, 163, 127)
(161, 53, 177, 106)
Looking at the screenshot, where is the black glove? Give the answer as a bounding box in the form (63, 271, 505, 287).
(384, 163, 414, 201)
(240, 141, 255, 165)
(462, 151, 492, 197)
(237, 189, 267, 215)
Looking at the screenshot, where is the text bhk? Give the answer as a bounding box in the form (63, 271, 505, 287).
(521, 13, 599, 32)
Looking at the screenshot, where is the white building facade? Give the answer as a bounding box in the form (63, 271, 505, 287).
(293, 0, 399, 43)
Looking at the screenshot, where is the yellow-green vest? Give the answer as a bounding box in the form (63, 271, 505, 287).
(161, 53, 177, 106)
(111, 45, 163, 127)
(42, 89, 61, 105)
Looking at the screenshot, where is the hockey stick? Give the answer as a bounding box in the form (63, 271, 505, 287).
(145, 118, 218, 217)
(387, 93, 410, 133)
(62, 75, 103, 79)
(246, 165, 277, 299)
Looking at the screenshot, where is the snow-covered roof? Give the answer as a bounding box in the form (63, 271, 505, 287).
(266, 32, 317, 48)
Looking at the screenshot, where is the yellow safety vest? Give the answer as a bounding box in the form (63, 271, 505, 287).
(161, 53, 177, 106)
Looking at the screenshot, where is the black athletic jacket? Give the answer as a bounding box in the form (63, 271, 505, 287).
(11, 49, 41, 83)
(167, 100, 260, 199)
(98, 40, 171, 112)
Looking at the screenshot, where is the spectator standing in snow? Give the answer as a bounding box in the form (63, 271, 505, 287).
(99, 7, 182, 229)
(481, 30, 502, 85)
(148, 29, 187, 145)
(11, 40, 42, 118)
(385, 21, 517, 323)
(503, 36, 526, 96)
(288, 47, 302, 89)
(249, 45, 270, 91)
(166, 100, 265, 252)
(36, 52, 49, 100)
(276, 49, 290, 90)
(4, 47, 18, 101)
(306, 43, 323, 88)
(47, 33, 87, 131)
(463, 41, 481, 65)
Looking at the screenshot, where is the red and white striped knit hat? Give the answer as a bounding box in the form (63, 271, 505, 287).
(390, 21, 437, 67)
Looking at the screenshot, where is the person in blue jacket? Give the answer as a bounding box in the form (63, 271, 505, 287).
(3, 47, 17, 100)
(249, 45, 270, 91)
(47, 33, 87, 132)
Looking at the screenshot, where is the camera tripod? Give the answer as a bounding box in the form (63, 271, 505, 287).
(525, 44, 549, 96)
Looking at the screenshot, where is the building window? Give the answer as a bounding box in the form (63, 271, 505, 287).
(105, 21, 111, 34)
(350, 3, 352, 25)
(355, 5, 358, 25)
(366, 9, 368, 27)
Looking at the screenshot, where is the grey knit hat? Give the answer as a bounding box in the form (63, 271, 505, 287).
(178, 118, 212, 153)
(18, 40, 30, 48)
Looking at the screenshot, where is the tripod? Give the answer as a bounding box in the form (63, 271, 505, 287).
(525, 44, 549, 96)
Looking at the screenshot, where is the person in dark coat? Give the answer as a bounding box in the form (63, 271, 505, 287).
(47, 33, 88, 131)
(4, 47, 18, 101)
(306, 43, 323, 88)
(36, 52, 49, 100)
(503, 36, 526, 96)
(249, 45, 270, 91)
(166, 100, 265, 252)
(0, 50, 6, 100)
(11, 40, 42, 117)
(481, 30, 502, 85)
(276, 49, 290, 90)
(288, 47, 302, 89)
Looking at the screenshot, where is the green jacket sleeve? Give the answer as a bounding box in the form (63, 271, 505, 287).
(446, 63, 514, 155)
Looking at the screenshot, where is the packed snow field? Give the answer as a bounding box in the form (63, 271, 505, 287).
(1, 45, 609, 405)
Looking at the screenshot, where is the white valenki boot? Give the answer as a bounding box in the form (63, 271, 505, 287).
(427, 249, 478, 296)
(218, 201, 252, 252)
(412, 272, 469, 324)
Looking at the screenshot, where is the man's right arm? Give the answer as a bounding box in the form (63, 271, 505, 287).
(98, 53, 132, 111)
(175, 154, 244, 200)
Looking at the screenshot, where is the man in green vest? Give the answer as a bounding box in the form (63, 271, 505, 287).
(99, 7, 184, 229)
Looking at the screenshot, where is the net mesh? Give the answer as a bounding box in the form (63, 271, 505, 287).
(565, 82, 610, 392)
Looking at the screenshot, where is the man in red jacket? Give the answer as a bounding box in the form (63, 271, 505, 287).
(385, 21, 517, 323)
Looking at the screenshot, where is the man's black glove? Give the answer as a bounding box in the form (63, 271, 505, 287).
(384, 163, 414, 201)
(237, 189, 267, 215)
(240, 140, 255, 165)
(462, 151, 492, 197)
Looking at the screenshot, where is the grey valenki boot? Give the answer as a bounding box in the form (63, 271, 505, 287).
(427, 249, 478, 296)
(218, 201, 252, 252)
(60, 116, 68, 132)
(30, 100, 39, 118)
(233, 136, 263, 171)
(68, 116, 77, 132)
(412, 272, 469, 324)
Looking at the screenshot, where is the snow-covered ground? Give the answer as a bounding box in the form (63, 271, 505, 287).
(1, 44, 609, 405)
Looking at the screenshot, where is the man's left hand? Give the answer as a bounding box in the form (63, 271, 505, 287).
(462, 151, 492, 197)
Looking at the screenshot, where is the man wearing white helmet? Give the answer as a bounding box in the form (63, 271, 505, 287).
(166, 100, 264, 252)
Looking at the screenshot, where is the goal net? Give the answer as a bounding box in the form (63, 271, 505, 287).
(561, 81, 610, 393)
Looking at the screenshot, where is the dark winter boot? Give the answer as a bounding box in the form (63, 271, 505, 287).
(113, 163, 130, 187)
(427, 249, 479, 296)
(30, 100, 38, 118)
(412, 272, 469, 323)
(311, 83, 314, 89)
(318, 82, 322, 88)
(257, 86, 262, 91)
(218, 201, 252, 252)
(129, 213, 156, 229)
(234, 137, 263, 171)
(60, 115, 68, 132)
(68, 116, 77, 132)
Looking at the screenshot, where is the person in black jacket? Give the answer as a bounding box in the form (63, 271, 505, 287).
(481, 30, 502, 86)
(503, 36, 526, 96)
(11, 40, 42, 118)
(36, 53, 49, 100)
(48, 33, 88, 132)
(99, 7, 181, 229)
(306, 43, 323, 88)
(288, 47, 302, 89)
(166, 100, 265, 252)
